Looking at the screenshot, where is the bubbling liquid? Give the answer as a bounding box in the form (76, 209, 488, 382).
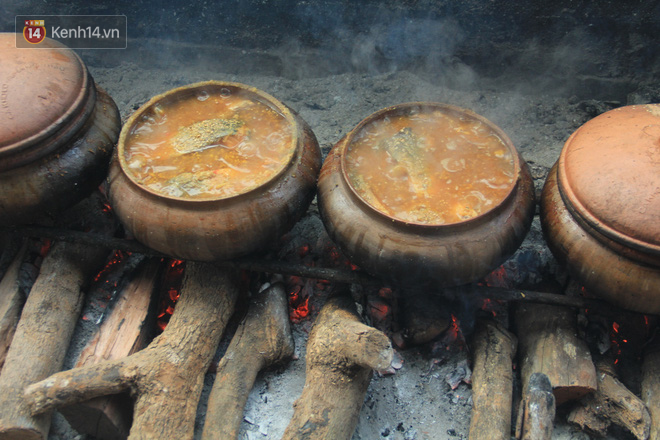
(123, 88, 294, 200)
(344, 107, 516, 225)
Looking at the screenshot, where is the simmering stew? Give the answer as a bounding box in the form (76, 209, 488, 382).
(344, 107, 515, 225)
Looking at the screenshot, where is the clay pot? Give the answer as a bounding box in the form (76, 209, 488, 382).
(0, 34, 120, 225)
(108, 81, 321, 261)
(541, 104, 660, 314)
(318, 102, 535, 287)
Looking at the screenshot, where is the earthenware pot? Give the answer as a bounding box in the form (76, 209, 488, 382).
(0, 34, 120, 225)
(318, 102, 535, 287)
(108, 81, 321, 261)
(541, 104, 660, 313)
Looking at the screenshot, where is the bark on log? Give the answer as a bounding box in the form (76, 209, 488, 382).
(24, 262, 239, 440)
(642, 337, 660, 440)
(515, 372, 555, 440)
(0, 240, 27, 372)
(568, 357, 651, 440)
(60, 258, 163, 440)
(0, 240, 110, 440)
(469, 319, 518, 440)
(282, 294, 393, 440)
(515, 303, 597, 405)
(202, 281, 294, 440)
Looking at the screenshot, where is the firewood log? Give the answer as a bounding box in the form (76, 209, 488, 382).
(642, 336, 660, 440)
(515, 372, 555, 440)
(469, 319, 518, 440)
(0, 240, 27, 372)
(24, 262, 239, 440)
(59, 258, 162, 440)
(0, 240, 110, 440)
(202, 280, 294, 440)
(282, 293, 393, 440)
(568, 356, 651, 440)
(515, 303, 597, 405)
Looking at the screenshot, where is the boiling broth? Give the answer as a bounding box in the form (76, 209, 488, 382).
(123, 88, 294, 200)
(344, 108, 515, 225)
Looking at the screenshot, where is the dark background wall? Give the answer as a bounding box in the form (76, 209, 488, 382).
(2, 1, 659, 94)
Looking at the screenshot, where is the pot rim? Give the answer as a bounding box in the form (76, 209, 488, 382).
(117, 80, 300, 203)
(338, 102, 522, 229)
(557, 106, 660, 259)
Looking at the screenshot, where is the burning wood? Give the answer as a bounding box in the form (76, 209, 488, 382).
(59, 258, 162, 440)
(515, 372, 556, 440)
(24, 262, 239, 440)
(395, 293, 449, 348)
(468, 319, 517, 440)
(282, 293, 393, 440)
(202, 279, 294, 440)
(515, 303, 597, 405)
(568, 356, 651, 439)
(0, 240, 110, 439)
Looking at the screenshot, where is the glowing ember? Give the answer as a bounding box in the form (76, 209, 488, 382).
(288, 277, 313, 323)
(93, 250, 127, 283)
(480, 298, 499, 317)
(156, 259, 185, 331)
(39, 239, 52, 258)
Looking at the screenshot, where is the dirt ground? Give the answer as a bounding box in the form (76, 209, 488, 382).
(40, 33, 659, 440)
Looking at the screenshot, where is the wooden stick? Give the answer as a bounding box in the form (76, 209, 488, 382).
(202, 281, 294, 440)
(25, 262, 239, 440)
(642, 336, 660, 440)
(0, 240, 28, 372)
(515, 372, 555, 440)
(568, 357, 651, 440)
(5, 225, 656, 316)
(468, 319, 518, 440)
(0, 240, 110, 440)
(282, 294, 393, 440)
(515, 303, 597, 405)
(60, 258, 162, 440)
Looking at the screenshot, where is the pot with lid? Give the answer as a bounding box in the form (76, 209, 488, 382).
(108, 81, 321, 261)
(318, 102, 535, 287)
(541, 104, 660, 314)
(0, 33, 120, 225)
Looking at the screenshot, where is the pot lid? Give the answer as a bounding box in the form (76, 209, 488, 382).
(0, 33, 89, 160)
(558, 104, 660, 257)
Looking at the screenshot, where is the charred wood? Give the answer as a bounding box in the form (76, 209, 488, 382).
(515, 372, 555, 440)
(642, 335, 660, 440)
(0, 240, 27, 372)
(202, 280, 294, 440)
(568, 356, 651, 440)
(59, 258, 162, 440)
(469, 319, 517, 440)
(24, 262, 239, 440)
(282, 294, 393, 440)
(0, 240, 110, 440)
(515, 303, 597, 405)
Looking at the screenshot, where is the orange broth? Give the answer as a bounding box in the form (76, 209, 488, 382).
(344, 108, 515, 225)
(123, 89, 294, 200)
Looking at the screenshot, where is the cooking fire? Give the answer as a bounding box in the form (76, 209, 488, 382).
(0, 2, 659, 440)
